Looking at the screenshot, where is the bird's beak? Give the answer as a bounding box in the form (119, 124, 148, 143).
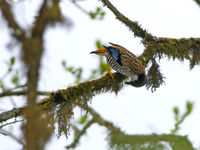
(90, 48, 107, 55)
(90, 51, 95, 54)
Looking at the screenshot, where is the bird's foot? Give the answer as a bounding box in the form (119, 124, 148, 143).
(106, 71, 115, 79)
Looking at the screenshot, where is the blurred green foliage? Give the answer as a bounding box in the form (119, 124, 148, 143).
(61, 40, 108, 83)
(0, 56, 23, 92)
(171, 101, 194, 134)
(89, 7, 105, 20)
(70, 0, 105, 20)
(11, 70, 19, 86)
(62, 60, 83, 84)
(9, 57, 15, 71)
(78, 114, 88, 124)
(95, 40, 108, 76)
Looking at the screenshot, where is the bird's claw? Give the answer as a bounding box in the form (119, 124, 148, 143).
(106, 71, 115, 79)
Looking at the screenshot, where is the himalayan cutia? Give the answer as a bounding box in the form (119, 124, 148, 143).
(90, 42, 147, 87)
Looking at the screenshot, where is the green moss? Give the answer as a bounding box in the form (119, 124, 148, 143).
(146, 59, 165, 92)
(37, 72, 126, 138)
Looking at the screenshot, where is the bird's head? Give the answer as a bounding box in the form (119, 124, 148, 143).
(90, 47, 109, 56)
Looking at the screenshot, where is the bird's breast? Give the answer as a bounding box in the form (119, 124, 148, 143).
(106, 55, 133, 77)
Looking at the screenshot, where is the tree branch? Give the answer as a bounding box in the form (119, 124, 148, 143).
(101, 0, 154, 42)
(77, 105, 195, 150)
(31, 0, 62, 38)
(139, 38, 200, 66)
(0, 91, 49, 98)
(100, 0, 200, 92)
(65, 104, 122, 149)
(193, 0, 200, 7)
(0, 108, 23, 122)
(0, 119, 23, 128)
(83, 105, 118, 131)
(0, 87, 195, 150)
(66, 119, 95, 149)
(101, 0, 200, 69)
(0, 73, 126, 123)
(0, 0, 25, 41)
(0, 0, 64, 149)
(0, 2, 199, 148)
(110, 133, 194, 150)
(0, 128, 25, 146)
(76, 104, 195, 150)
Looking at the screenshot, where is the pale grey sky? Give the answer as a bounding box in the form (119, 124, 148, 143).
(1, 0, 200, 150)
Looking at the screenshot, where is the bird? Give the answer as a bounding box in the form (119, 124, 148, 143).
(90, 42, 147, 87)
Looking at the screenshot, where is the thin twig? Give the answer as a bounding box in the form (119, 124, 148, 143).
(0, 0, 25, 41)
(78, 104, 119, 132)
(8, 84, 27, 91)
(0, 107, 23, 122)
(70, 0, 89, 15)
(0, 91, 50, 98)
(0, 128, 25, 146)
(101, 0, 154, 42)
(0, 119, 23, 129)
(66, 119, 95, 149)
(0, 119, 24, 128)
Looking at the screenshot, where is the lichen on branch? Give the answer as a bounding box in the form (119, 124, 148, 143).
(101, 0, 200, 91)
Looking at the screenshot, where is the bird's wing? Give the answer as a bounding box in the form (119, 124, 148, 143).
(103, 46, 122, 65)
(120, 50, 145, 75)
(105, 43, 145, 75)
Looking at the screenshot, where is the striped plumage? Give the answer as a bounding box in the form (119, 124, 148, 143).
(90, 42, 147, 87)
(107, 54, 131, 77)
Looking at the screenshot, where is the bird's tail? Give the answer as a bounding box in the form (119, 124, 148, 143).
(125, 74, 147, 87)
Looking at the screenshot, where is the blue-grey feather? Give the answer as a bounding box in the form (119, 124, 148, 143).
(104, 46, 122, 65)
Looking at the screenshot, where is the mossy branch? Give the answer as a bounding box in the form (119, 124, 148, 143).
(193, 0, 200, 7)
(0, 0, 65, 149)
(0, 0, 25, 41)
(110, 133, 194, 150)
(0, 73, 125, 138)
(101, 0, 200, 68)
(0, 77, 195, 149)
(0, 1, 199, 147)
(0, 108, 23, 123)
(68, 104, 195, 150)
(101, 0, 154, 43)
(101, 0, 200, 91)
(82, 105, 194, 150)
(66, 119, 95, 149)
(0, 73, 126, 123)
(140, 38, 200, 68)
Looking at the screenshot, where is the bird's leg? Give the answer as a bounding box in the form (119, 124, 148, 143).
(106, 64, 115, 79)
